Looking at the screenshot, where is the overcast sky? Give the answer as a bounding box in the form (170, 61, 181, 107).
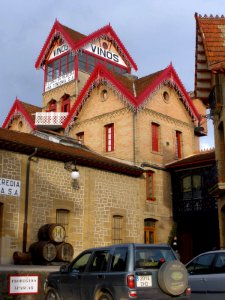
(1, 0, 223, 149)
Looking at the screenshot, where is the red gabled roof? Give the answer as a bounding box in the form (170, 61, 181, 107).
(2, 98, 41, 129)
(35, 20, 137, 71)
(63, 63, 199, 130)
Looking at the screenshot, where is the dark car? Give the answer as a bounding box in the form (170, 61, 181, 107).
(44, 243, 190, 300)
(186, 250, 225, 300)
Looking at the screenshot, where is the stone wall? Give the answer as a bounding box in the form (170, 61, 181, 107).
(0, 148, 174, 264)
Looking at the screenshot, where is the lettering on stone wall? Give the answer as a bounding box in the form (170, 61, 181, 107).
(0, 178, 20, 197)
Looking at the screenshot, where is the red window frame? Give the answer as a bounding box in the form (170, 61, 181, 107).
(146, 171, 155, 201)
(176, 131, 182, 159)
(151, 123, 159, 152)
(61, 98, 71, 112)
(105, 123, 114, 152)
(48, 100, 57, 112)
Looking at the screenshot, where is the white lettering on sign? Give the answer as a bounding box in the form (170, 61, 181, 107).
(84, 43, 126, 67)
(9, 275, 39, 295)
(49, 43, 69, 59)
(45, 70, 75, 92)
(0, 178, 20, 197)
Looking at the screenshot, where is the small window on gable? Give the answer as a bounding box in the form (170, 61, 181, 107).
(151, 123, 160, 152)
(105, 123, 114, 152)
(175, 131, 182, 159)
(146, 171, 155, 201)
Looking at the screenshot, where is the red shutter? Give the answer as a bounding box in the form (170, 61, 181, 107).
(105, 124, 114, 152)
(176, 131, 182, 158)
(61, 98, 71, 112)
(152, 123, 159, 152)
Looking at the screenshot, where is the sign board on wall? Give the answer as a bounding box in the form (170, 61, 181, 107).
(45, 70, 75, 92)
(83, 40, 127, 67)
(8, 275, 39, 295)
(0, 178, 20, 197)
(49, 43, 70, 60)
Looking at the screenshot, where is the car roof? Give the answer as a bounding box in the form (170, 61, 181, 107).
(82, 243, 172, 252)
(186, 249, 225, 265)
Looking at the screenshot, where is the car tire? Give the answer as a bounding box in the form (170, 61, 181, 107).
(45, 288, 61, 300)
(157, 260, 188, 296)
(96, 291, 113, 300)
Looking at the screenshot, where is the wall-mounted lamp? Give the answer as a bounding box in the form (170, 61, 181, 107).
(64, 161, 80, 180)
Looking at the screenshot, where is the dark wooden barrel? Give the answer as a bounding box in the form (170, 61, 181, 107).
(13, 251, 32, 265)
(38, 223, 66, 243)
(29, 241, 57, 264)
(56, 242, 74, 262)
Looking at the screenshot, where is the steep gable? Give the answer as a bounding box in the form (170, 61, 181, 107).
(35, 20, 137, 72)
(63, 63, 199, 130)
(2, 98, 41, 131)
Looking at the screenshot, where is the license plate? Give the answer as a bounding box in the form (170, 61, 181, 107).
(136, 275, 152, 287)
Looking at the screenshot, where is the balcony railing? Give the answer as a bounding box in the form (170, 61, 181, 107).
(35, 112, 68, 129)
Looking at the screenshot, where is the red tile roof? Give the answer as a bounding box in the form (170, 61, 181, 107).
(195, 13, 225, 69)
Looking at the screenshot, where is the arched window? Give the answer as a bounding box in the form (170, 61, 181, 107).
(48, 99, 57, 112)
(61, 97, 71, 112)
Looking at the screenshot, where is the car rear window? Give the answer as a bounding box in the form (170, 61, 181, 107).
(110, 247, 127, 272)
(135, 247, 176, 269)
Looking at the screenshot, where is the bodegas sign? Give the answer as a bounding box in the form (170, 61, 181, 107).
(9, 275, 39, 295)
(0, 178, 20, 197)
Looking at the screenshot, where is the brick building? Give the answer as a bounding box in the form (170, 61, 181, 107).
(194, 13, 225, 249)
(1, 20, 206, 263)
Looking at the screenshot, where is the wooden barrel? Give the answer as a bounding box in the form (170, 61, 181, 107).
(38, 223, 66, 243)
(13, 251, 32, 265)
(29, 241, 57, 264)
(56, 242, 74, 262)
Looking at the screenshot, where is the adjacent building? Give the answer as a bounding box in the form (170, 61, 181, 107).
(194, 13, 225, 249)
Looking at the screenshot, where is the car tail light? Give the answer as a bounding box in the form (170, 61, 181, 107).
(127, 274, 135, 289)
(185, 287, 191, 296)
(159, 258, 165, 264)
